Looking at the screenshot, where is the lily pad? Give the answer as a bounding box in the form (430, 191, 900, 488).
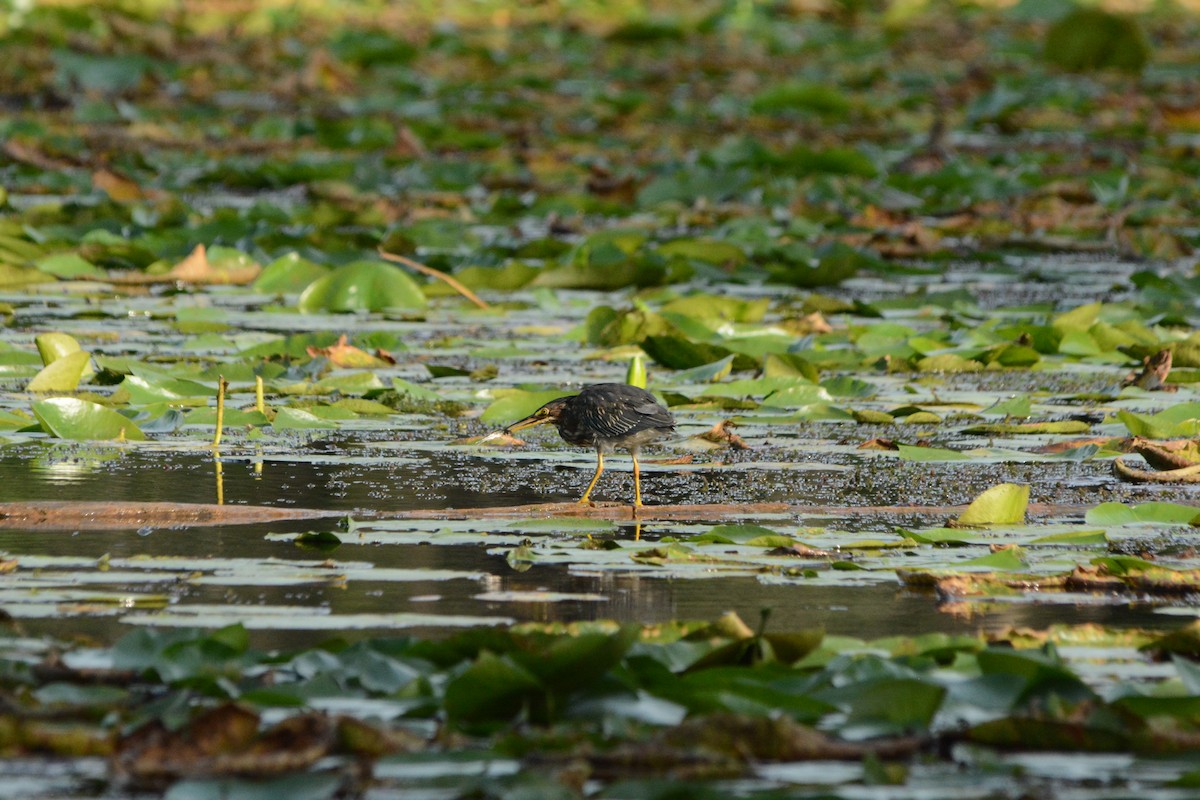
(298, 260, 426, 312)
(955, 483, 1029, 526)
(32, 397, 146, 441)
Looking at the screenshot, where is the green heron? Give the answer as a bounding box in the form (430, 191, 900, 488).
(503, 383, 675, 506)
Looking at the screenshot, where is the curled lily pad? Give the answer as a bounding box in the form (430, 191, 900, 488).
(27, 350, 90, 393)
(954, 483, 1029, 526)
(35, 333, 85, 366)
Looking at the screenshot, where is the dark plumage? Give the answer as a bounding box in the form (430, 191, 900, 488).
(503, 383, 675, 506)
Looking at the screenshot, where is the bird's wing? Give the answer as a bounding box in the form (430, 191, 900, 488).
(577, 391, 674, 437)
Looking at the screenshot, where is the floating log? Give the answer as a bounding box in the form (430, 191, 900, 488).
(0, 499, 1094, 531)
(0, 501, 344, 531)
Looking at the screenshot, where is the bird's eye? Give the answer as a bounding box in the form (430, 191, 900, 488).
(536, 408, 548, 416)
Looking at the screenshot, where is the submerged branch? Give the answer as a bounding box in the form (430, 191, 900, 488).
(377, 248, 491, 310)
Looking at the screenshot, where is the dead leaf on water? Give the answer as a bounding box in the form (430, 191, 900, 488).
(92, 169, 159, 203)
(307, 335, 390, 368)
(108, 244, 261, 286)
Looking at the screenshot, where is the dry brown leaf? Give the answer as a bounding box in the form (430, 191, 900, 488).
(1123, 348, 1177, 391)
(3, 140, 74, 170)
(307, 335, 389, 368)
(695, 419, 750, 450)
(108, 245, 261, 286)
(92, 169, 149, 203)
(781, 311, 832, 335)
(168, 244, 261, 285)
(1030, 436, 1120, 455)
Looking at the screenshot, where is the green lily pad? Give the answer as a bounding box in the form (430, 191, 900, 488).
(480, 389, 571, 426)
(32, 397, 146, 441)
(273, 408, 339, 430)
(298, 260, 426, 312)
(1085, 502, 1200, 526)
(35, 332, 85, 366)
(27, 350, 90, 392)
(254, 252, 330, 294)
(955, 483, 1029, 526)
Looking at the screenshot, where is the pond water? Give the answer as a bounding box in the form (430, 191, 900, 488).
(0, 422, 1182, 651)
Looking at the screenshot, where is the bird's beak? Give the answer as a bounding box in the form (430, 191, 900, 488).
(504, 413, 551, 434)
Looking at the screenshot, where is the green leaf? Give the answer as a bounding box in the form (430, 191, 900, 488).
(762, 353, 819, 381)
(641, 335, 743, 370)
(915, 354, 983, 373)
(767, 241, 875, 288)
(902, 527, 980, 545)
(626, 355, 647, 389)
(959, 547, 1027, 570)
(962, 420, 1092, 436)
(32, 397, 146, 441)
(1028, 529, 1108, 545)
(517, 628, 638, 696)
(121, 375, 213, 404)
(480, 389, 570, 426)
(691, 524, 785, 545)
(1052, 301, 1102, 332)
(673, 355, 736, 384)
(35, 252, 101, 278)
(1117, 406, 1200, 439)
(272, 408, 339, 430)
(444, 652, 543, 725)
(896, 444, 971, 462)
(35, 332, 84, 366)
(759, 385, 835, 407)
(750, 80, 852, 118)
(955, 483, 1029, 526)
(298, 260, 426, 312)
(253, 252, 329, 294)
(701, 376, 814, 399)
(1084, 501, 1200, 526)
(1044, 7, 1150, 74)
(27, 350, 90, 392)
(823, 676, 945, 734)
(983, 396, 1032, 418)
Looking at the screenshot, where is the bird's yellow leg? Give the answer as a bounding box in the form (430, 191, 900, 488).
(633, 455, 643, 507)
(579, 452, 604, 505)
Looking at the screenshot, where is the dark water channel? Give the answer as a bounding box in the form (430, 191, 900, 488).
(0, 437, 1178, 651)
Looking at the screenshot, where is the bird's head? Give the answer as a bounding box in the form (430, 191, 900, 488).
(504, 396, 572, 433)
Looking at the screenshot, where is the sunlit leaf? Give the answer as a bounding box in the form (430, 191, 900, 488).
(253, 252, 330, 294)
(955, 483, 1029, 526)
(1084, 502, 1200, 526)
(298, 260, 426, 312)
(272, 408, 339, 430)
(27, 350, 90, 392)
(896, 444, 971, 461)
(32, 397, 146, 441)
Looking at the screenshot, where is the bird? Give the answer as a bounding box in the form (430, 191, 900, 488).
(502, 383, 676, 507)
